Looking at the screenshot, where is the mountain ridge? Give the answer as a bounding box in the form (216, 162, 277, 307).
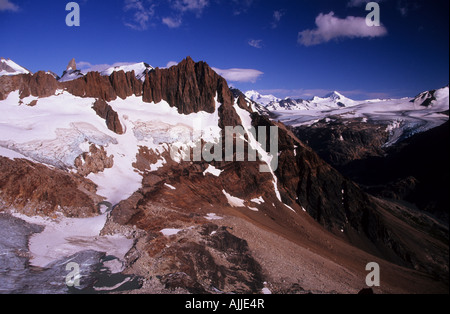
(247, 87, 449, 112)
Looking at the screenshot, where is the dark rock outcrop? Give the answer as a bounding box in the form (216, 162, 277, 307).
(92, 99, 124, 134)
(0, 71, 59, 100)
(143, 57, 223, 114)
(0, 57, 239, 126)
(342, 121, 450, 223)
(109, 70, 143, 100)
(0, 157, 101, 217)
(62, 71, 117, 102)
(20, 71, 59, 99)
(293, 118, 390, 168)
(74, 143, 114, 176)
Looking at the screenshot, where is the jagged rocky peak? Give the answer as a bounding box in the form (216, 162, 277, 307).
(59, 58, 84, 83)
(143, 56, 238, 118)
(67, 58, 77, 71)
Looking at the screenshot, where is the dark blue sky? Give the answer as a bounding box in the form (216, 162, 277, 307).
(1, 0, 449, 99)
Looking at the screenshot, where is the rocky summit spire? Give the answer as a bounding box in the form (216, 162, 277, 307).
(66, 58, 77, 71)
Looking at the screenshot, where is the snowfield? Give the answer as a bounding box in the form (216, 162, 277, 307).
(12, 211, 133, 270)
(1, 89, 224, 205)
(267, 86, 449, 146)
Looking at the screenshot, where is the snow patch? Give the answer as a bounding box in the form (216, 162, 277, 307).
(203, 164, 223, 177)
(284, 204, 296, 213)
(205, 213, 223, 220)
(233, 100, 282, 202)
(164, 183, 176, 190)
(222, 190, 246, 208)
(250, 196, 264, 204)
(13, 212, 133, 270)
(161, 228, 182, 236)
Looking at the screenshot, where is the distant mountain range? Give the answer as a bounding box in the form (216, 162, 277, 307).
(245, 90, 358, 111)
(245, 88, 449, 112)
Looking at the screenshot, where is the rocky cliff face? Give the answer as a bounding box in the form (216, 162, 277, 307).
(0, 56, 241, 128)
(0, 72, 58, 100)
(0, 156, 101, 217)
(294, 118, 390, 168)
(144, 57, 219, 114)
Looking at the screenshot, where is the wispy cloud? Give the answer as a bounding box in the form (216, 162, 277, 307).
(248, 39, 263, 49)
(212, 67, 264, 83)
(271, 10, 285, 29)
(396, 0, 421, 17)
(162, 16, 183, 28)
(231, 0, 255, 15)
(172, 0, 209, 15)
(164, 61, 179, 68)
(162, 0, 209, 28)
(298, 12, 388, 46)
(0, 0, 19, 12)
(123, 0, 155, 31)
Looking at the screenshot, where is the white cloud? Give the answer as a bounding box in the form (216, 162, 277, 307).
(165, 61, 179, 68)
(161, 0, 209, 28)
(298, 12, 388, 46)
(0, 0, 19, 12)
(271, 10, 285, 29)
(173, 0, 209, 15)
(212, 67, 264, 83)
(123, 0, 155, 30)
(248, 39, 263, 49)
(162, 16, 183, 28)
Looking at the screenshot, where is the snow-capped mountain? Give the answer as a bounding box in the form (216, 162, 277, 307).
(0, 58, 31, 76)
(59, 59, 154, 83)
(412, 85, 450, 109)
(248, 90, 358, 111)
(311, 91, 356, 108)
(245, 90, 280, 106)
(100, 62, 154, 82)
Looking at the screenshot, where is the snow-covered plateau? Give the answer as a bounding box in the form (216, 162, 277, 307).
(250, 86, 449, 146)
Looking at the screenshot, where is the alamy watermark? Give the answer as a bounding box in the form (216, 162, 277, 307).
(66, 2, 80, 27)
(65, 262, 81, 287)
(169, 122, 279, 173)
(366, 2, 381, 27)
(365, 262, 381, 287)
